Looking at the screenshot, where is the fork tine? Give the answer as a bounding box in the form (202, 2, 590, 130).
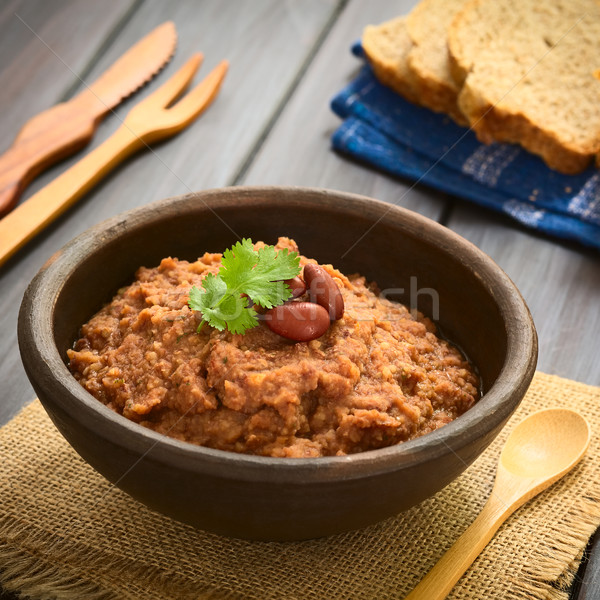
(145, 53, 204, 109)
(166, 60, 228, 128)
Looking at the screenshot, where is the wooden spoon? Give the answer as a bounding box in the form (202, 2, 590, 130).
(405, 408, 591, 600)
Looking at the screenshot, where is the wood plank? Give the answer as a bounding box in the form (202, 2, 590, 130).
(580, 530, 600, 600)
(240, 0, 448, 220)
(0, 0, 342, 426)
(445, 205, 600, 386)
(0, 0, 137, 144)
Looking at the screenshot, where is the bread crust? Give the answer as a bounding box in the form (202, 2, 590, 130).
(405, 0, 468, 125)
(459, 82, 594, 173)
(446, 0, 481, 87)
(362, 17, 420, 104)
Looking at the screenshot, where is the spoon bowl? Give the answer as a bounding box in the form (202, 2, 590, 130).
(501, 408, 590, 481)
(406, 408, 591, 600)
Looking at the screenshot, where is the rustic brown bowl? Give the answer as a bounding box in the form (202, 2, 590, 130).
(18, 186, 537, 541)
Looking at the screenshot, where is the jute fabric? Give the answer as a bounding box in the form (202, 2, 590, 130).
(1, 371, 599, 599)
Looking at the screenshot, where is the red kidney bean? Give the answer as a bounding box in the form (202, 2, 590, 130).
(284, 276, 306, 299)
(303, 264, 344, 320)
(265, 302, 329, 342)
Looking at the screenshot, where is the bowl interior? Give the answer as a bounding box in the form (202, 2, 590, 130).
(52, 188, 510, 395)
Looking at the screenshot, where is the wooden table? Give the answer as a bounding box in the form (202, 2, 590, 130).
(1, 1, 598, 598)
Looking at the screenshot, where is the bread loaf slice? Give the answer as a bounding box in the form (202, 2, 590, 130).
(362, 17, 420, 105)
(405, 0, 467, 125)
(448, 0, 600, 174)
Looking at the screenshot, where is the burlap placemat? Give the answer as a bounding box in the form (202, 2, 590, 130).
(1, 371, 599, 600)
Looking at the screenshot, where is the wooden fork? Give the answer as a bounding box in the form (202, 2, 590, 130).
(0, 53, 228, 268)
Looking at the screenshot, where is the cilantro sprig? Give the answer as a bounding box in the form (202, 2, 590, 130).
(188, 239, 301, 334)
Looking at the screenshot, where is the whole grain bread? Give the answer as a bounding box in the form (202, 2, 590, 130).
(362, 17, 420, 104)
(405, 0, 467, 125)
(448, 0, 600, 173)
(362, 0, 600, 174)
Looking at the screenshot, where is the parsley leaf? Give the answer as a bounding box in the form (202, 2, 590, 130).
(188, 239, 301, 334)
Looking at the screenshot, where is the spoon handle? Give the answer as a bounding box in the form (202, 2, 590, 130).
(404, 493, 513, 600)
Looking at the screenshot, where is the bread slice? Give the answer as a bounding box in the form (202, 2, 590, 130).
(405, 0, 467, 125)
(362, 17, 420, 105)
(448, 0, 600, 174)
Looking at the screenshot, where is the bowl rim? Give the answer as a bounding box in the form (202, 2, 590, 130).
(18, 185, 538, 483)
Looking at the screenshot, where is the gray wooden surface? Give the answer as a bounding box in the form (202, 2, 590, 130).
(0, 1, 598, 598)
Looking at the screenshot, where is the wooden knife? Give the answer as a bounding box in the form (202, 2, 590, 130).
(0, 21, 177, 217)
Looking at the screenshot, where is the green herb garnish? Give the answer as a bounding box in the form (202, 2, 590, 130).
(188, 239, 301, 335)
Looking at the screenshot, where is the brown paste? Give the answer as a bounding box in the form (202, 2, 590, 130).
(67, 238, 479, 457)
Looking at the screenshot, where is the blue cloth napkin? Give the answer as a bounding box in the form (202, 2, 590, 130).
(330, 44, 600, 251)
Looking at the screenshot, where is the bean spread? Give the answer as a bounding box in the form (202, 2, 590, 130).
(67, 237, 479, 457)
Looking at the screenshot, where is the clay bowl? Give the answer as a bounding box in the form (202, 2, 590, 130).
(18, 186, 537, 541)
